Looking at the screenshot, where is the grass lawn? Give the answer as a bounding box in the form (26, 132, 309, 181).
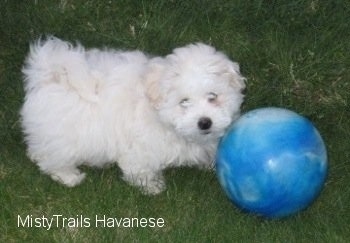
(1, 0, 349, 242)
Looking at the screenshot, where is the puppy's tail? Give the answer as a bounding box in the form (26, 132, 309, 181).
(22, 36, 99, 102)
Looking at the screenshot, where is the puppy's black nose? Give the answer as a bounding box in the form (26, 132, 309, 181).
(198, 117, 212, 130)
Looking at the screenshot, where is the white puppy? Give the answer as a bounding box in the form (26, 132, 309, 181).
(21, 37, 245, 194)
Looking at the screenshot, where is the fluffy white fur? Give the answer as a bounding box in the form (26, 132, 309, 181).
(21, 36, 245, 194)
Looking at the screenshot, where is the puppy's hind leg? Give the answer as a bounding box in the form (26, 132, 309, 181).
(38, 163, 86, 187)
(49, 168, 86, 187)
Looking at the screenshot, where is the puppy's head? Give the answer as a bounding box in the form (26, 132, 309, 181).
(145, 43, 245, 143)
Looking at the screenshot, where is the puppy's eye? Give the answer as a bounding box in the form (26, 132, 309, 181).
(207, 92, 218, 103)
(179, 98, 191, 108)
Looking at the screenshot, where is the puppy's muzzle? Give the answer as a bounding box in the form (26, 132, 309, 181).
(198, 117, 212, 131)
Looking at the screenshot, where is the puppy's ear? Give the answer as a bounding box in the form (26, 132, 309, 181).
(145, 58, 165, 109)
(227, 61, 246, 92)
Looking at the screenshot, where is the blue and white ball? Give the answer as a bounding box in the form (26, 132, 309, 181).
(216, 107, 328, 218)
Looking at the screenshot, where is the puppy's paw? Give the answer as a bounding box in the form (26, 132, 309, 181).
(196, 160, 215, 171)
(49, 168, 86, 187)
(123, 171, 166, 195)
(141, 178, 166, 195)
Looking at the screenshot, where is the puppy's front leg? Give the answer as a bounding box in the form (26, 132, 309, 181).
(196, 160, 216, 171)
(122, 170, 166, 195)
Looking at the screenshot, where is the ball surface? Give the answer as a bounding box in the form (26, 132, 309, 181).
(216, 107, 327, 218)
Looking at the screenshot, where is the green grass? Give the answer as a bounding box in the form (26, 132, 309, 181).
(1, 0, 349, 242)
